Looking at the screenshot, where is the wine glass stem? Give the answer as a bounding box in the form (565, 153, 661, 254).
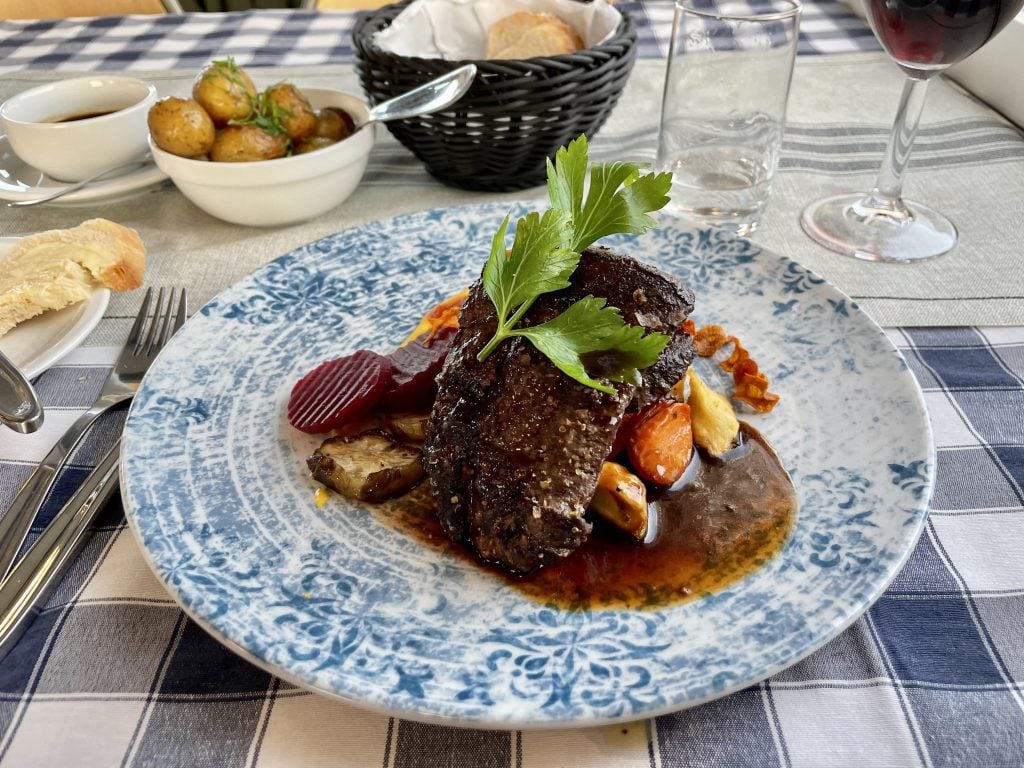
(864, 74, 932, 215)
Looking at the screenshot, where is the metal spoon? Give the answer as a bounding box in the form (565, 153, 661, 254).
(6, 155, 153, 208)
(0, 351, 43, 434)
(361, 63, 477, 128)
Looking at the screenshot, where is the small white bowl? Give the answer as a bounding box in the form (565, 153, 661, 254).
(150, 89, 374, 228)
(0, 76, 157, 182)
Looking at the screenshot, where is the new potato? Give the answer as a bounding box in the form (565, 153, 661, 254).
(266, 83, 317, 141)
(294, 135, 336, 155)
(314, 106, 355, 142)
(210, 124, 288, 162)
(147, 97, 216, 158)
(149, 60, 355, 163)
(193, 60, 256, 124)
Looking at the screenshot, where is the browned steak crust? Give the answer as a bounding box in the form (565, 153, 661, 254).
(422, 246, 695, 573)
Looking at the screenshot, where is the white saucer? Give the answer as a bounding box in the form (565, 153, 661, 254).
(0, 237, 110, 379)
(0, 133, 168, 207)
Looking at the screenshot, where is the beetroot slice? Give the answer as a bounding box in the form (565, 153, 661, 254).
(382, 329, 456, 410)
(288, 350, 394, 434)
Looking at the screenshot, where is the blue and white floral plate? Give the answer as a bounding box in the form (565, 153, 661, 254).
(121, 203, 934, 728)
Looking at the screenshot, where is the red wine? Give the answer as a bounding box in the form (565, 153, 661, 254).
(866, 0, 1024, 68)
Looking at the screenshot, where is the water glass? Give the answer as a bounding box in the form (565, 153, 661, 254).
(656, 0, 802, 236)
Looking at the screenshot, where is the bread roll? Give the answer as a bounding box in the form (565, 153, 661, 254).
(0, 218, 146, 337)
(487, 11, 584, 59)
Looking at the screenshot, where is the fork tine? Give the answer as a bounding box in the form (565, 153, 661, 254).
(168, 289, 188, 343)
(142, 288, 166, 355)
(157, 288, 181, 347)
(151, 288, 177, 354)
(125, 288, 153, 351)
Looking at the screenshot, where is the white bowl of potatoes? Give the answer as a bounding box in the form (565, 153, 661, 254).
(148, 59, 373, 227)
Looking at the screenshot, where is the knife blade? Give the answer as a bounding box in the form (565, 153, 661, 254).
(0, 438, 121, 661)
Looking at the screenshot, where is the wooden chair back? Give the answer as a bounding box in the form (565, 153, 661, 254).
(1, 0, 182, 19)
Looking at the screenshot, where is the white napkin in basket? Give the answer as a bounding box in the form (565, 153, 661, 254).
(373, 0, 622, 60)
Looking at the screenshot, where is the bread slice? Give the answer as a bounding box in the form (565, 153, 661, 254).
(487, 11, 584, 59)
(0, 218, 146, 337)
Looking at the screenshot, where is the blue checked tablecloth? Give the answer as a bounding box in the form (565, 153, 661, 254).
(2, 329, 1022, 767)
(1, 3, 1023, 767)
(0, 0, 882, 72)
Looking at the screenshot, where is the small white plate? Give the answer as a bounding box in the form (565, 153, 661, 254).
(0, 237, 110, 379)
(0, 133, 167, 207)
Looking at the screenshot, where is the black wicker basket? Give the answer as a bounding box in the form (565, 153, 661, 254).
(353, 2, 637, 192)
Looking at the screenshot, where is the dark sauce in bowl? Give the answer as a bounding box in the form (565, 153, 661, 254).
(391, 422, 796, 611)
(46, 110, 117, 123)
(43, 103, 141, 123)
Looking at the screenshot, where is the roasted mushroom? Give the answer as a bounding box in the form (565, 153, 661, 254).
(307, 431, 424, 503)
(385, 412, 430, 443)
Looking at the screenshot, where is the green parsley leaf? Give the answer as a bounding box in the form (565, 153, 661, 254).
(548, 136, 673, 252)
(545, 136, 587, 225)
(476, 135, 674, 393)
(518, 297, 671, 394)
(482, 209, 575, 320)
(478, 209, 576, 360)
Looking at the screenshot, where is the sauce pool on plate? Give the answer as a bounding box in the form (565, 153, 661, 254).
(388, 422, 797, 610)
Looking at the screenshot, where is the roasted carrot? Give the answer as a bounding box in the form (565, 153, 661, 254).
(627, 401, 693, 486)
(402, 289, 469, 346)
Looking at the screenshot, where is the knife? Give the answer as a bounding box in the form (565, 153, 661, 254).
(0, 438, 121, 661)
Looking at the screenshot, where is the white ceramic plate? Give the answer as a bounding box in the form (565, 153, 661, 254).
(0, 237, 110, 379)
(0, 133, 166, 206)
(122, 203, 935, 728)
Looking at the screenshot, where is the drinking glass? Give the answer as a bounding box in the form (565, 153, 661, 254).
(656, 0, 802, 236)
(801, 0, 1024, 262)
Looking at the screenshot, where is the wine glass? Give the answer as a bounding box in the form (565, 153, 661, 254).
(800, 0, 1024, 262)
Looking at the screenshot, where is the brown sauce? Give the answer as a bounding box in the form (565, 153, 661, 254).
(45, 109, 118, 123)
(388, 422, 796, 611)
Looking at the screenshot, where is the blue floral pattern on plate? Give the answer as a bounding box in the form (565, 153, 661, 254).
(121, 202, 935, 728)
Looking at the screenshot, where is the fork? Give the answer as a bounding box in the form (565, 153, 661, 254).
(0, 287, 187, 580)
